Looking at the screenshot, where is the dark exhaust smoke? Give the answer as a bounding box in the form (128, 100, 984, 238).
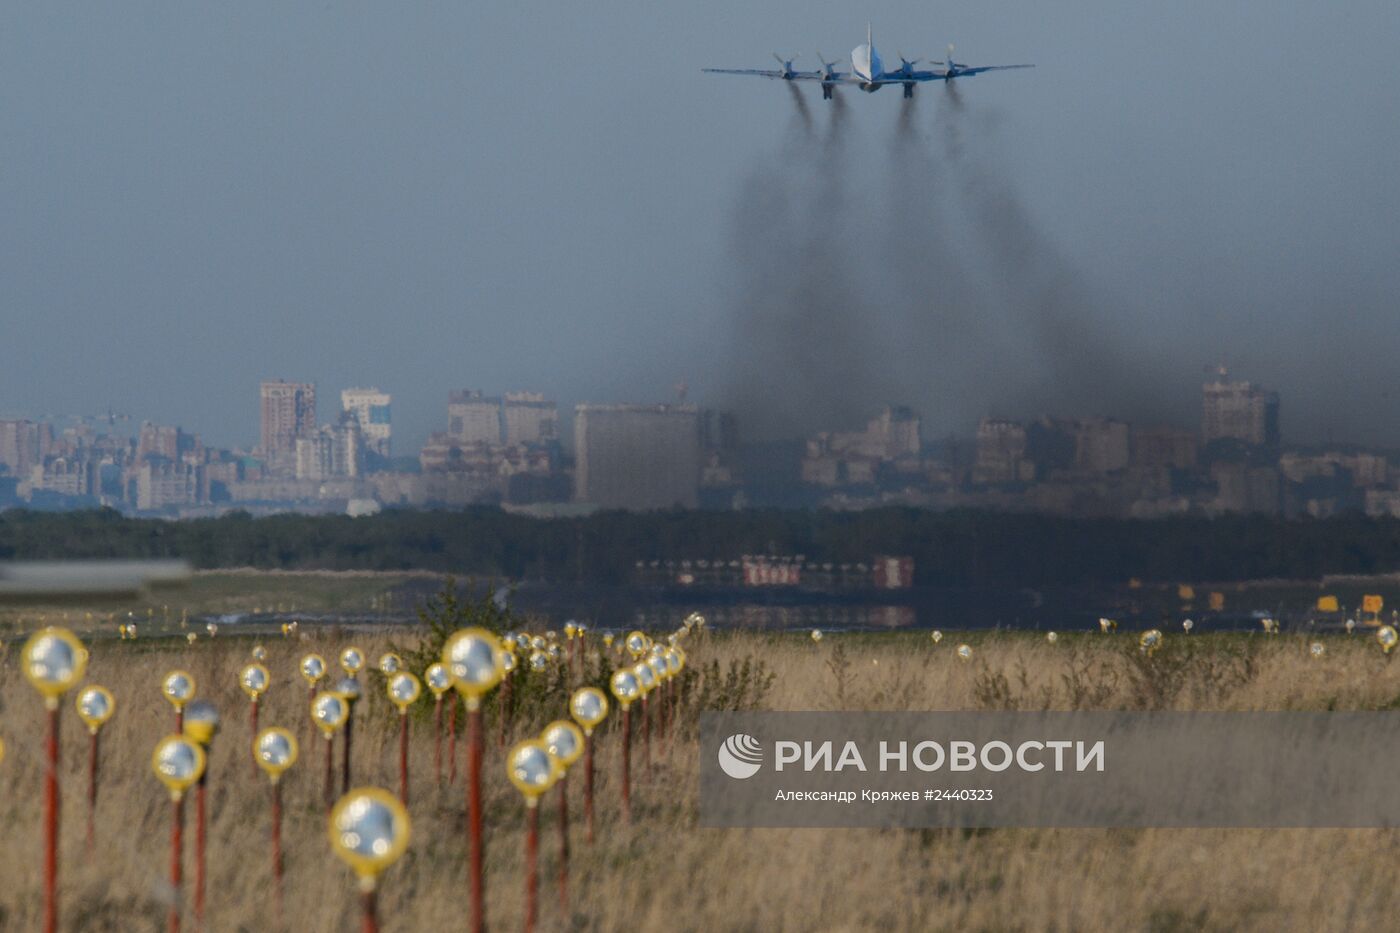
(718, 84, 1180, 443)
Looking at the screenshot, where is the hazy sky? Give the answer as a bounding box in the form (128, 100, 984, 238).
(3, 3, 1398, 452)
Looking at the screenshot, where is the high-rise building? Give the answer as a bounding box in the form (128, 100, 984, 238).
(0, 419, 51, 476)
(1202, 374, 1279, 447)
(1070, 418, 1130, 474)
(341, 387, 392, 459)
(1132, 425, 1199, 469)
(574, 404, 700, 509)
(974, 418, 1032, 484)
(260, 380, 316, 473)
(295, 418, 361, 481)
(503, 392, 558, 445)
(447, 390, 504, 445)
(136, 422, 194, 463)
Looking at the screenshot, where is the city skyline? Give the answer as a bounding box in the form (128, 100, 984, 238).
(10, 366, 1400, 520)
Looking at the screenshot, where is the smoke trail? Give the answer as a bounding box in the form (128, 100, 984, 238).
(719, 87, 891, 439)
(935, 95, 1179, 425)
(718, 82, 1181, 444)
(785, 82, 812, 138)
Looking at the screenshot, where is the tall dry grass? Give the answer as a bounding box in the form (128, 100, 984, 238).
(1, 628, 1398, 931)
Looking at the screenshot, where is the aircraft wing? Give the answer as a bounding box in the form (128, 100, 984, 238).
(701, 68, 826, 80)
(936, 64, 1035, 77)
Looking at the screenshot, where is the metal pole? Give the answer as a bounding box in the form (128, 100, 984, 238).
(621, 706, 632, 824)
(250, 698, 260, 777)
(499, 676, 512, 748)
(170, 794, 185, 933)
(271, 780, 284, 926)
(584, 733, 596, 844)
(433, 695, 444, 788)
(642, 694, 651, 775)
(468, 703, 484, 933)
(86, 729, 99, 850)
(557, 773, 570, 912)
(195, 769, 208, 930)
(342, 700, 355, 794)
(324, 734, 335, 814)
(361, 886, 379, 933)
(398, 711, 410, 806)
(43, 704, 60, 933)
(448, 698, 459, 784)
(525, 802, 539, 933)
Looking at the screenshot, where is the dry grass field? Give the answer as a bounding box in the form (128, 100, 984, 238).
(2, 625, 1400, 932)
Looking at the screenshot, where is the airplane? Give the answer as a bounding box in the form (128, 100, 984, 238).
(703, 25, 1032, 100)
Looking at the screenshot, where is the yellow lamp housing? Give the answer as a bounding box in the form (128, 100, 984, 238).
(254, 727, 299, 783)
(648, 657, 667, 683)
(625, 631, 648, 657)
(387, 672, 422, 712)
(378, 652, 402, 675)
(442, 628, 505, 709)
(956, 644, 973, 661)
(610, 670, 640, 710)
(633, 662, 658, 694)
(1378, 625, 1399, 654)
(301, 653, 327, 685)
(183, 700, 221, 746)
(22, 627, 89, 707)
(252, 645, 267, 662)
(501, 651, 519, 675)
(340, 647, 365, 674)
(528, 650, 548, 672)
(240, 663, 271, 699)
(425, 663, 451, 698)
(75, 685, 116, 734)
(312, 692, 349, 737)
(162, 670, 197, 710)
(152, 735, 207, 800)
(1139, 629, 1164, 655)
(541, 720, 585, 769)
(507, 739, 562, 802)
(328, 787, 411, 885)
(569, 687, 609, 735)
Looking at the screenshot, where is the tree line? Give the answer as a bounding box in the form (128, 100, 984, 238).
(3, 507, 1400, 587)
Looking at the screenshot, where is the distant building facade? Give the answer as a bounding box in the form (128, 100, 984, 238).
(974, 419, 1033, 484)
(1202, 375, 1279, 447)
(0, 419, 52, 476)
(503, 392, 558, 445)
(574, 404, 700, 509)
(341, 387, 392, 459)
(260, 380, 316, 473)
(448, 391, 504, 445)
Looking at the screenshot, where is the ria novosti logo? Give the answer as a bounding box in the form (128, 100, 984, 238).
(717, 733, 764, 779)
